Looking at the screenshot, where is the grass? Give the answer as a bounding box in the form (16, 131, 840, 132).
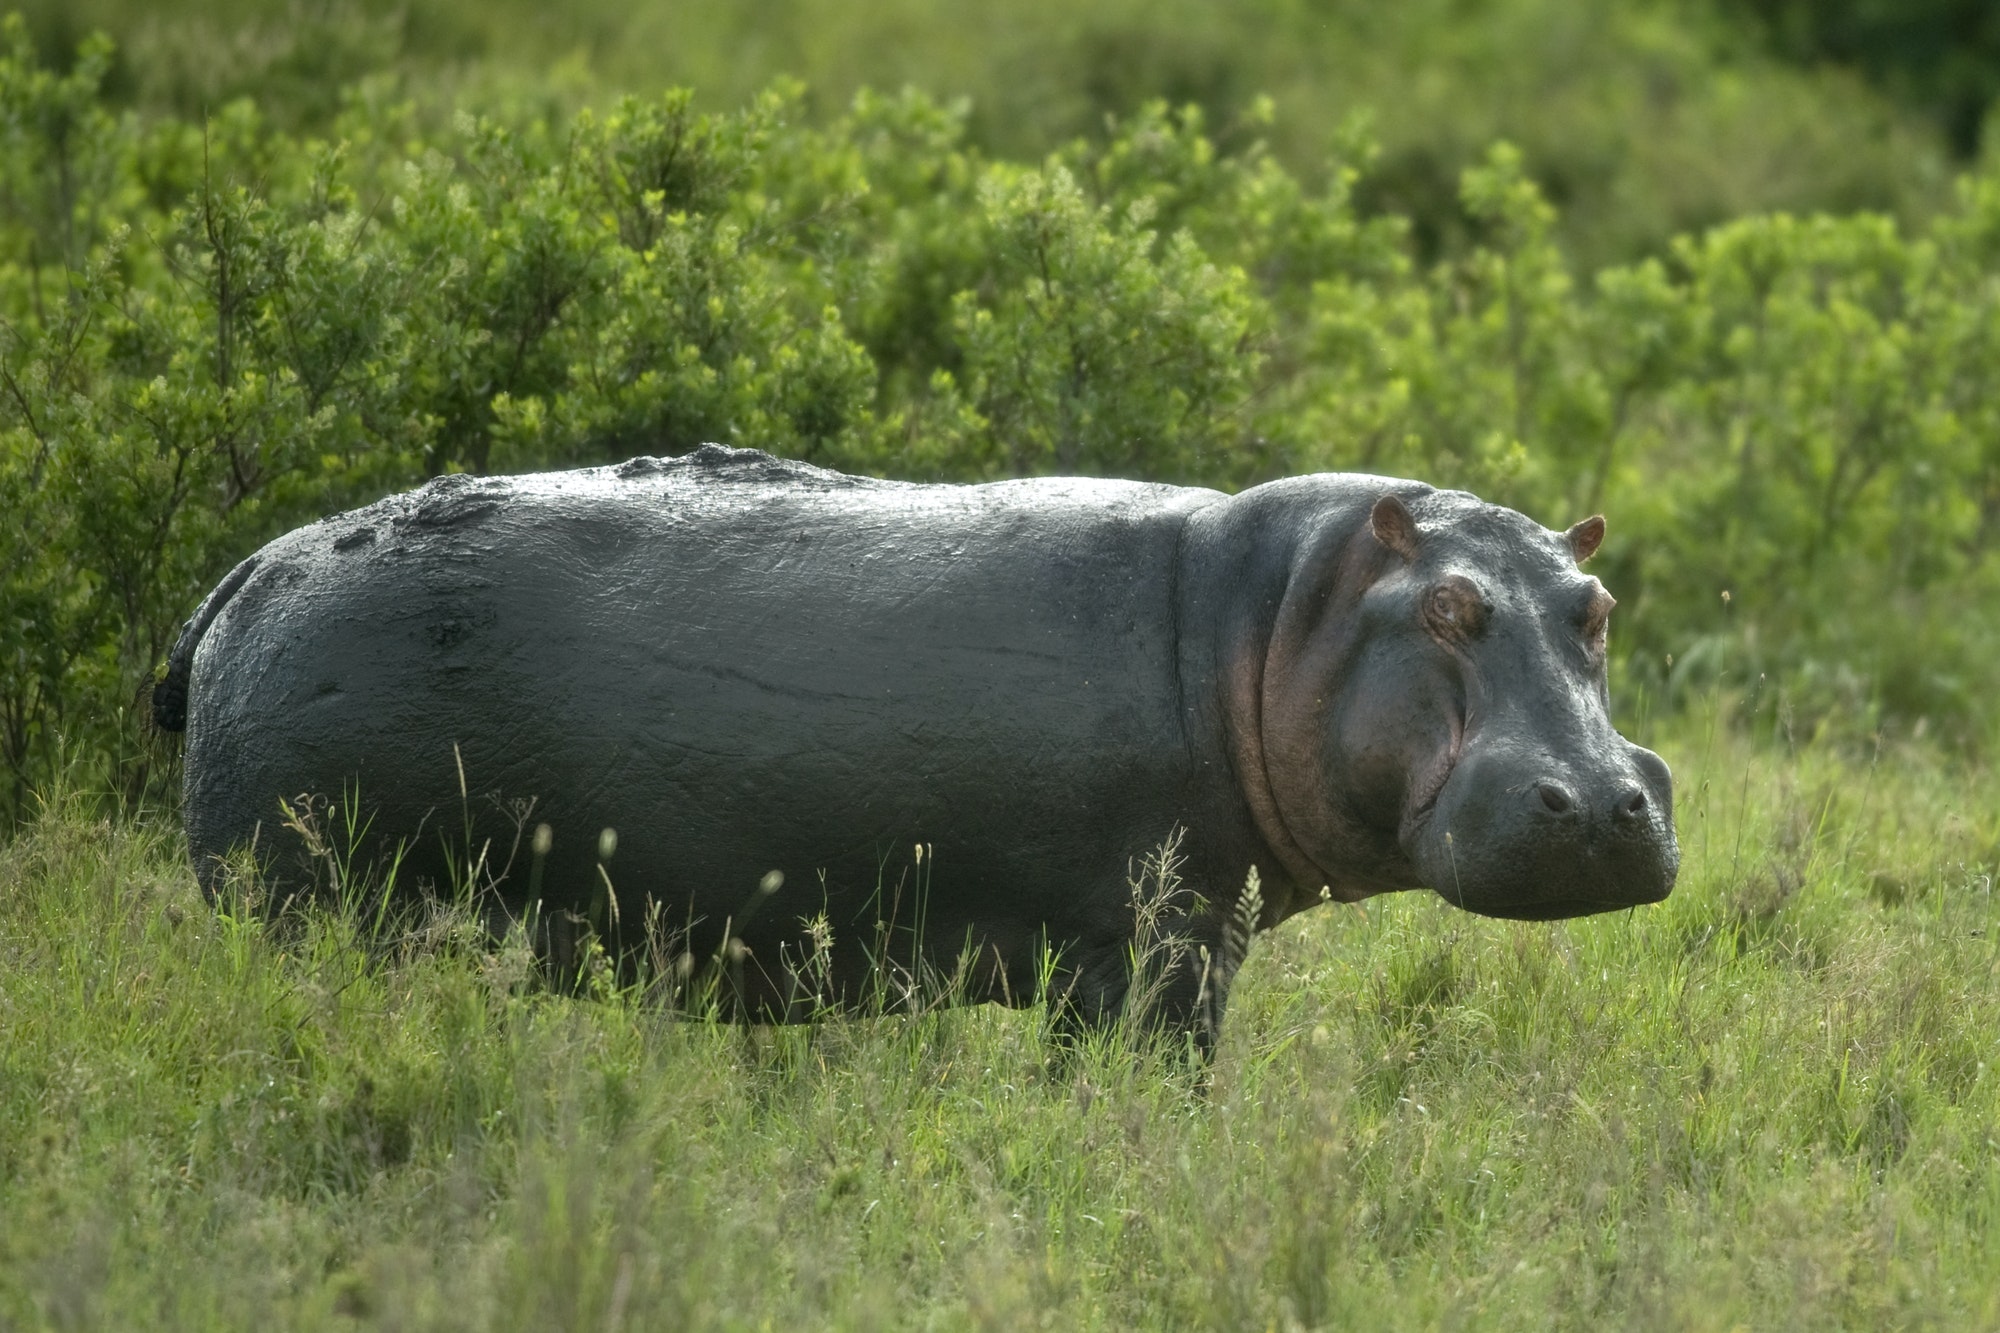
(3, 703, 2000, 1328)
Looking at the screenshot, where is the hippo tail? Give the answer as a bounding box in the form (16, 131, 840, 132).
(151, 557, 259, 734)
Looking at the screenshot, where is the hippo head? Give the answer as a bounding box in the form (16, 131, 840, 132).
(1252, 486, 1678, 920)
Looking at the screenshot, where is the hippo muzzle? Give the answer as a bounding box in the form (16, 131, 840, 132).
(1412, 736, 1679, 919)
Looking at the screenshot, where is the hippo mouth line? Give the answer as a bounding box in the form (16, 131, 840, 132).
(1453, 872, 1675, 919)
(1474, 896, 1660, 921)
(1397, 728, 1464, 851)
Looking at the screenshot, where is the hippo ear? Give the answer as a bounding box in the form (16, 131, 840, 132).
(1566, 515, 1606, 564)
(1370, 495, 1420, 562)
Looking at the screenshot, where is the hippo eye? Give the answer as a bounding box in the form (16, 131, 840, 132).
(1424, 575, 1489, 640)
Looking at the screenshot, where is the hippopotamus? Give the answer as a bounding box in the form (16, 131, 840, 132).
(154, 445, 1677, 1047)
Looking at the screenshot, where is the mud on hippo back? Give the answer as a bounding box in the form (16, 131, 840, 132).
(154, 446, 1678, 1048)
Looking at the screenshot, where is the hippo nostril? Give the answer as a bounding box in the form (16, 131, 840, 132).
(1536, 782, 1573, 815)
(1616, 787, 1649, 820)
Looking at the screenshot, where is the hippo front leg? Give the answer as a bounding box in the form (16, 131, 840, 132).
(1043, 895, 1235, 1060)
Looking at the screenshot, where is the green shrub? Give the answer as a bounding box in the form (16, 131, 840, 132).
(4, 21, 2000, 821)
(13, 0, 1964, 269)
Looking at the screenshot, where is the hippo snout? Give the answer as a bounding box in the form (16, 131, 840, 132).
(1527, 743, 1671, 836)
(1530, 775, 1653, 822)
(1415, 740, 1679, 920)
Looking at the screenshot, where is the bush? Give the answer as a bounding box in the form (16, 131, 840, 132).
(13, 0, 1963, 270)
(4, 21, 2000, 822)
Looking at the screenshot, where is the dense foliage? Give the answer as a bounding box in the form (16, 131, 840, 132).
(13, 0, 1965, 268)
(6, 19, 2000, 821)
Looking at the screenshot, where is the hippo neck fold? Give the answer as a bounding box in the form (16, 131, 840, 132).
(1177, 477, 1427, 922)
(1256, 511, 1403, 907)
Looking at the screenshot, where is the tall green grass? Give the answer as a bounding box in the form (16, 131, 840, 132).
(3, 706, 1998, 1328)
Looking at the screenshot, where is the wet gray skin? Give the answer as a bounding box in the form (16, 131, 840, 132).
(155, 447, 1678, 1047)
